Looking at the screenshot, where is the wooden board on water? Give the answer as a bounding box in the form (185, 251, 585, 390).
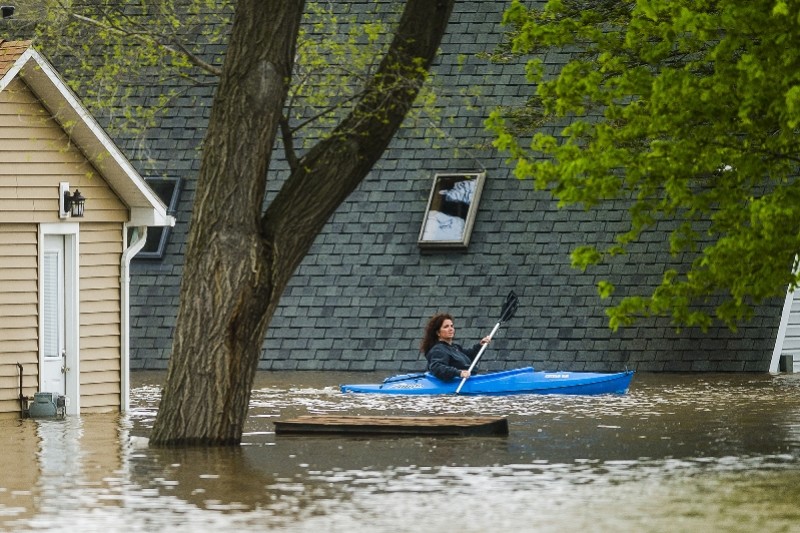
(274, 415, 509, 436)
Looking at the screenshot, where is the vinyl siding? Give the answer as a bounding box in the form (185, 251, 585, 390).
(0, 78, 128, 225)
(0, 77, 128, 415)
(776, 291, 800, 371)
(0, 224, 38, 416)
(79, 223, 123, 412)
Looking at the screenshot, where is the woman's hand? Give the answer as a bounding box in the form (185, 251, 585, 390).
(480, 336, 492, 345)
(458, 370, 471, 379)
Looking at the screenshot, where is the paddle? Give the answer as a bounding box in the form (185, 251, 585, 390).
(455, 291, 519, 394)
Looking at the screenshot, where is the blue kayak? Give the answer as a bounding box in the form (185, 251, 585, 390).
(340, 367, 634, 396)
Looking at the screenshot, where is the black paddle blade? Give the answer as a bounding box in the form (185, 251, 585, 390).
(500, 291, 519, 323)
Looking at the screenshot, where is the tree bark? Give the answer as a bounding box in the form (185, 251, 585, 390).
(150, 0, 455, 446)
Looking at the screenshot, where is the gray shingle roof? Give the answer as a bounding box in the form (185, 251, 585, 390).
(110, 0, 782, 372)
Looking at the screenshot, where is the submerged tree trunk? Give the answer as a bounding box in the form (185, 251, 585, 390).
(149, 0, 305, 446)
(150, 0, 455, 446)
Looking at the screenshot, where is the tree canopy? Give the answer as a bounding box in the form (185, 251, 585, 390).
(488, 0, 800, 331)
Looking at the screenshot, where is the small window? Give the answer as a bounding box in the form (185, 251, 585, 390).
(133, 177, 181, 260)
(418, 172, 485, 250)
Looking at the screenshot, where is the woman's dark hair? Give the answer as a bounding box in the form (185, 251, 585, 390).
(420, 312, 453, 354)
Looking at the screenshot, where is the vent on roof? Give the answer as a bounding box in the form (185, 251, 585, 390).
(1, 6, 14, 18)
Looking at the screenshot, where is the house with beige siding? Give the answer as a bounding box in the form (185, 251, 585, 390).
(0, 40, 173, 417)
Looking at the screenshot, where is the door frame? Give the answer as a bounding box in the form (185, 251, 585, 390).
(39, 223, 80, 415)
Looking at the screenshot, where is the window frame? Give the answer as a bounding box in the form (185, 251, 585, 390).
(418, 172, 486, 250)
(133, 177, 182, 260)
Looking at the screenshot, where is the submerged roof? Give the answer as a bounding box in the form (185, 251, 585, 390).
(0, 39, 173, 227)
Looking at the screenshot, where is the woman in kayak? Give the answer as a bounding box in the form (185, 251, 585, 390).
(421, 313, 491, 381)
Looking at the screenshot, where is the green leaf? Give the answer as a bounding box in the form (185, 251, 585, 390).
(597, 281, 615, 299)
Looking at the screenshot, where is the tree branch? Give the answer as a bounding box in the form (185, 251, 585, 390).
(263, 0, 456, 283)
(279, 117, 299, 172)
(68, 12, 223, 76)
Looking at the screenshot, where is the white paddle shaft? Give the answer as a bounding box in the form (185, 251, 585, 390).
(455, 321, 501, 394)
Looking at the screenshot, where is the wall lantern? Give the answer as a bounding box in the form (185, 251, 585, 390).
(59, 182, 86, 219)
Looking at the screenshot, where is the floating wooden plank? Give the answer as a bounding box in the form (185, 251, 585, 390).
(274, 415, 509, 436)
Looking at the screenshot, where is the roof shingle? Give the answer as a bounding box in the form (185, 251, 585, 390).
(0, 39, 31, 78)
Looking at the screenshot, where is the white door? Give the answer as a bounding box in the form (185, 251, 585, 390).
(41, 234, 66, 394)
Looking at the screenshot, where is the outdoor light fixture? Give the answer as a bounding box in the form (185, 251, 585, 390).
(59, 182, 86, 219)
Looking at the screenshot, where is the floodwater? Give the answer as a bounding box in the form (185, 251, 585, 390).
(3, 371, 800, 532)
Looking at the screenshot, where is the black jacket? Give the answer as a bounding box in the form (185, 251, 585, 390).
(426, 341, 481, 381)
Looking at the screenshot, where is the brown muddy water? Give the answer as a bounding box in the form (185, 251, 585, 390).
(3, 371, 800, 532)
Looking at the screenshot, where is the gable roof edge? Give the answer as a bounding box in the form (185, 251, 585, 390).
(3, 44, 173, 227)
(0, 42, 33, 90)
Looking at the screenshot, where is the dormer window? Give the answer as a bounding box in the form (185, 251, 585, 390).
(418, 172, 485, 250)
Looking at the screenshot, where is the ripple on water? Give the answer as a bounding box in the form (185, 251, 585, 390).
(5, 371, 800, 532)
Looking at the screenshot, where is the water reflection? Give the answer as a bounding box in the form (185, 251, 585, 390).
(2, 371, 800, 531)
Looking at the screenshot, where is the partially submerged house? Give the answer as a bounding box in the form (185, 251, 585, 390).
(119, 1, 784, 374)
(0, 40, 173, 417)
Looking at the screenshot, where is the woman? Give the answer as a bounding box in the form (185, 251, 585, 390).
(420, 312, 491, 381)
